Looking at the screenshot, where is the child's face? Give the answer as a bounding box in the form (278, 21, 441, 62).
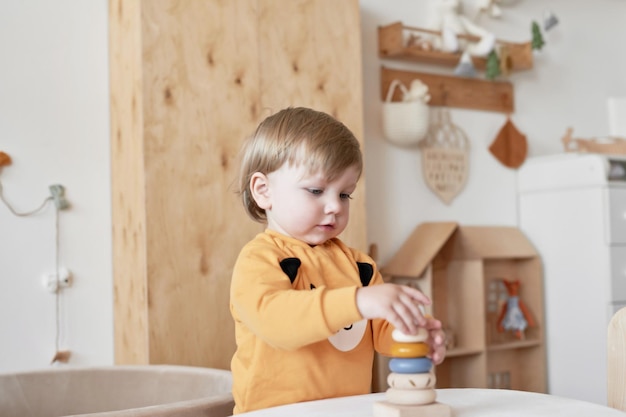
(259, 162, 360, 246)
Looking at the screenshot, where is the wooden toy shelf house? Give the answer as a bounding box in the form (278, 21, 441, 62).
(377, 222, 546, 393)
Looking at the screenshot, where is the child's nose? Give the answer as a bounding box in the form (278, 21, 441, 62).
(324, 196, 342, 214)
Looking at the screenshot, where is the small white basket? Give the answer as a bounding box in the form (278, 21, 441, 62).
(382, 79, 430, 147)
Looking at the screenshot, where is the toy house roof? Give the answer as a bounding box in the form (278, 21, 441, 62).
(380, 222, 538, 278)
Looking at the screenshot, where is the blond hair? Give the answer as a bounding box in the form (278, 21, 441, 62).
(238, 107, 362, 222)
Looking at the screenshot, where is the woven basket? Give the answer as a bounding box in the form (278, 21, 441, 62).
(382, 79, 429, 147)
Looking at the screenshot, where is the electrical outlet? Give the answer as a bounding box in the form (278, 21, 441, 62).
(42, 268, 72, 293)
(49, 184, 70, 210)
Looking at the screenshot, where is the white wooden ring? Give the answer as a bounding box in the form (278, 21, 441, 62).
(392, 327, 429, 343)
(387, 371, 436, 390)
(385, 387, 437, 405)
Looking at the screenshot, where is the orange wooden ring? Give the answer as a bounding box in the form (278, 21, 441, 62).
(390, 342, 430, 358)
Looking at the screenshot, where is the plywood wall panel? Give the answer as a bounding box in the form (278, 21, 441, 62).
(258, 0, 366, 251)
(139, 0, 260, 368)
(111, 0, 365, 370)
(109, 0, 150, 365)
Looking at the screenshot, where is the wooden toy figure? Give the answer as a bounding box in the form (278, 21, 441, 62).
(497, 279, 535, 339)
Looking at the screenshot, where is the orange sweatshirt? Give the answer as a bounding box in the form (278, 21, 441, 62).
(230, 230, 394, 414)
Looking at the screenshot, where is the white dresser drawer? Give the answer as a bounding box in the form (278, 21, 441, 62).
(605, 188, 626, 244)
(610, 246, 626, 302)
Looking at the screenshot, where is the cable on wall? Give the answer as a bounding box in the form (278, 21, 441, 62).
(0, 150, 72, 364)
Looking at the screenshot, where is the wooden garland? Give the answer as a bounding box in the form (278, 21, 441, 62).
(419, 110, 469, 204)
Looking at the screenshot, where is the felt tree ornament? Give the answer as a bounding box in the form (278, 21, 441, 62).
(497, 279, 536, 340)
(485, 50, 501, 80)
(454, 51, 477, 77)
(531, 20, 545, 50)
(488, 116, 527, 168)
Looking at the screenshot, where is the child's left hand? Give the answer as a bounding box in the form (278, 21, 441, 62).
(424, 316, 446, 365)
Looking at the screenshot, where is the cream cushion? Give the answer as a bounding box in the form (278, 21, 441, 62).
(0, 365, 233, 417)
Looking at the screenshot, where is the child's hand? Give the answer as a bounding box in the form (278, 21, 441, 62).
(356, 283, 431, 336)
(424, 316, 446, 365)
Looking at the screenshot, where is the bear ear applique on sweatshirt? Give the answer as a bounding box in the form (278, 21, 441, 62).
(278, 258, 374, 288)
(277, 257, 374, 352)
(357, 262, 374, 287)
(279, 258, 301, 284)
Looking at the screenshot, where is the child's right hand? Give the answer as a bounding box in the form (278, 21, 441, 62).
(356, 283, 431, 336)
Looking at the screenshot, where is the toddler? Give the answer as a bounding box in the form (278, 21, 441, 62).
(230, 107, 445, 414)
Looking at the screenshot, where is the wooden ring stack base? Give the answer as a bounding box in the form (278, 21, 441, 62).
(373, 328, 452, 417)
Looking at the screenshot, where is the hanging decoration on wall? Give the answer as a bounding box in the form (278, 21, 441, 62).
(382, 79, 431, 147)
(419, 109, 470, 204)
(454, 51, 477, 77)
(485, 50, 502, 80)
(531, 21, 545, 50)
(0, 151, 11, 168)
(543, 9, 559, 31)
(488, 115, 528, 168)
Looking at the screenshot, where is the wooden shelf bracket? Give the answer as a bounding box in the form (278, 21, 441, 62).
(381, 66, 514, 114)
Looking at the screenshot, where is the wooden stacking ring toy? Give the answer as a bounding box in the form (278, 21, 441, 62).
(390, 342, 430, 358)
(385, 387, 437, 405)
(389, 357, 432, 374)
(392, 327, 429, 343)
(387, 371, 436, 390)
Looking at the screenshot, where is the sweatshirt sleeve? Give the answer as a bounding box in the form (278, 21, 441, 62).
(349, 248, 395, 356)
(230, 242, 363, 351)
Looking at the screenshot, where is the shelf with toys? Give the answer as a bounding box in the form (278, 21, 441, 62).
(377, 6, 550, 113)
(378, 21, 534, 74)
(376, 222, 546, 394)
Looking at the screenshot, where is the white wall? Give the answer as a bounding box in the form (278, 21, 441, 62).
(0, 1, 113, 372)
(1, 0, 625, 388)
(361, 0, 626, 263)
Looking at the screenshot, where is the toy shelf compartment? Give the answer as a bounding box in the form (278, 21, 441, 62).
(431, 256, 545, 391)
(378, 21, 534, 72)
(484, 258, 544, 348)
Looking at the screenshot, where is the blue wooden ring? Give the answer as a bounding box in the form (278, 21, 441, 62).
(389, 357, 432, 374)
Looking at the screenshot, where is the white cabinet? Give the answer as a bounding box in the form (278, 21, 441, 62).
(518, 154, 626, 406)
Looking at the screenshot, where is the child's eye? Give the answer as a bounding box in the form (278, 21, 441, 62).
(308, 189, 323, 195)
(340, 193, 353, 200)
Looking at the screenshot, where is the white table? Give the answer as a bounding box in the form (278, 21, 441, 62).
(236, 389, 626, 416)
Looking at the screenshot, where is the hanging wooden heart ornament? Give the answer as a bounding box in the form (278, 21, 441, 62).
(419, 110, 470, 205)
(489, 116, 527, 169)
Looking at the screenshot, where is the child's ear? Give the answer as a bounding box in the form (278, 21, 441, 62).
(250, 172, 271, 210)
